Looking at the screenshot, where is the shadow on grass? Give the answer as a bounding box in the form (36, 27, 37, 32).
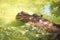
(5, 20, 27, 27)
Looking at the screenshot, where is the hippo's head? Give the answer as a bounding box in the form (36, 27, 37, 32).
(16, 11, 31, 21)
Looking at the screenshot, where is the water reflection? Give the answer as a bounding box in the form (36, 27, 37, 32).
(41, 4, 51, 16)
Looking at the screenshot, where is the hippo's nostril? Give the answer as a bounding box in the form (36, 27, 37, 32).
(16, 14, 20, 19)
(16, 16, 19, 19)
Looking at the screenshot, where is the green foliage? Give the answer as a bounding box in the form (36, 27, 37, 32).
(51, 1, 60, 16)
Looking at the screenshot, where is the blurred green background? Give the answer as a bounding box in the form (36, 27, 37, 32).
(0, 0, 60, 40)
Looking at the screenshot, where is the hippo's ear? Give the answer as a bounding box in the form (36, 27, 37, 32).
(21, 11, 28, 14)
(40, 15, 43, 17)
